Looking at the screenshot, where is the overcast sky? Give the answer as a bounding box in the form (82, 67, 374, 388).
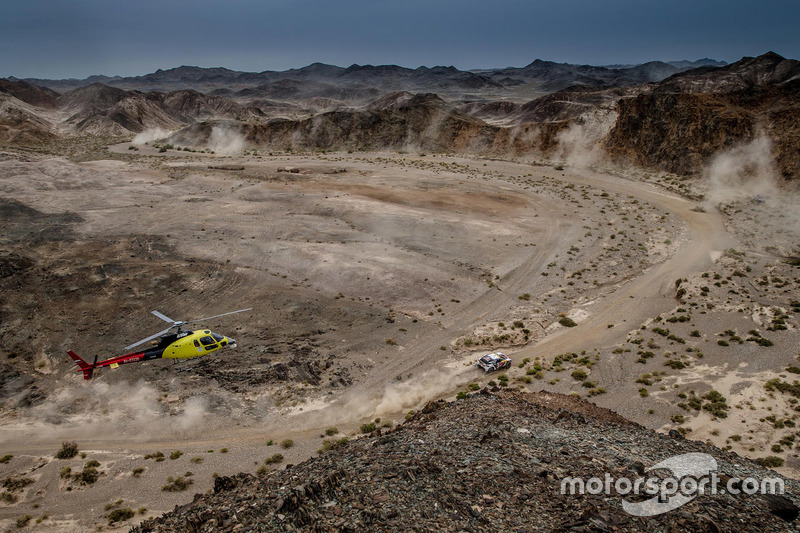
(2, 0, 798, 79)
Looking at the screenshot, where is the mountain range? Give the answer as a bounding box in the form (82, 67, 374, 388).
(2, 52, 799, 178)
(13, 57, 727, 95)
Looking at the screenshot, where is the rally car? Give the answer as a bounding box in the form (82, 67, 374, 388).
(476, 352, 512, 373)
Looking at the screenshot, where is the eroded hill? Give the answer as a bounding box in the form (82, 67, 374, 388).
(134, 390, 800, 532)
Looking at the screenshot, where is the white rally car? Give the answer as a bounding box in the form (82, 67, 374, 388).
(476, 352, 512, 373)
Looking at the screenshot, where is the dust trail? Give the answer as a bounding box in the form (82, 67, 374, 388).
(277, 365, 476, 431)
(132, 127, 172, 145)
(703, 135, 778, 207)
(555, 111, 615, 167)
(0, 380, 220, 445)
(208, 125, 246, 155)
(373, 366, 474, 417)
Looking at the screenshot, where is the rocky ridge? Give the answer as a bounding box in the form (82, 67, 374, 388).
(2, 52, 799, 179)
(134, 390, 800, 532)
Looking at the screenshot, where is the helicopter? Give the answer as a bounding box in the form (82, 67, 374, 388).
(67, 308, 251, 380)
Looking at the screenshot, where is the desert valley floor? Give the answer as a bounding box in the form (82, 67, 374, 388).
(1, 145, 799, 530)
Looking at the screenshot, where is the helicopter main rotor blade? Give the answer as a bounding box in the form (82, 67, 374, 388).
(182, 308, 253, 325)
(124, 326, 174, 351)
(151, 310, 177, 324)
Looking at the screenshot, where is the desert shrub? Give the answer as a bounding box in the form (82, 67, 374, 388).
(666, 315, 690, 323)
(144, 452, 165, 461)
(16, 515, 31, 528)
(559, 316, 577, 327)
(56, 441, 79, 460)
(1, 491, 18, 503)
(687, 396, 703, 410)
(162, 476, 193, 492)
(264, 454, 284, 465)
(467, 383, 480, 391)
(132, 467, 145, 478)
(639, 388, 649, 397)
(280, 439, 294, 449)
(456, 391, 467, 400)
(3, 477, 34, 493)
(764, 378, 800, 397)
(571, 369, 587, 381)
(702, 390, 729, 418)
(74, 463, 101, 485)
(107, 508, 134, 525)
(319, 438, 349, 454)
(325, 427, 339, 436)
(360, 423, 376, 434)
(755, 456, 784, 468)
(0, 454, 12, 464)
(189, 456, 203, 464)
(169, 450, 183, 460)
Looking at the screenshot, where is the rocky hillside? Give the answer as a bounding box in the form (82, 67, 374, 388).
(0, 94, 56, 144)
(606, 53, 800, 179)
(2, 52, 798, 180)
(0, 79, 59, 108)
(169, 93, 567, 155)
(57, 84, 262, 135)
(134, 390, 799, 532)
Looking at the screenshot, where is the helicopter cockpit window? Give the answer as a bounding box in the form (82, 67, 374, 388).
(211, 333, 225, 342)
(200, 336, 216, 346)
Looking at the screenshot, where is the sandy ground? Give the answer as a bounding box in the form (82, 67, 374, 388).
(0, 145, 798, 530)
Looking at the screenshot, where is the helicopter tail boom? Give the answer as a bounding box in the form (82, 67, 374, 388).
(67, 350, 96, 380)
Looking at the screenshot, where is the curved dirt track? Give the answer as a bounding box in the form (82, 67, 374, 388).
(0, 153, 733, 442)
(0, 152, 738, 531)
(512, 167, 735, 359)
(254, 159, 735, 431)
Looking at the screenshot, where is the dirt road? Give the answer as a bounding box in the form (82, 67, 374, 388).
(0, 150, 737, 530)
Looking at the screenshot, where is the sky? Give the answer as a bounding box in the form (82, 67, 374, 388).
(2, 0, 798, 79)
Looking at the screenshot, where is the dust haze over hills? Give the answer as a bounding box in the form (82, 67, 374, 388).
(4, 51, 800, 531)
(3, 52, 800, 178)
